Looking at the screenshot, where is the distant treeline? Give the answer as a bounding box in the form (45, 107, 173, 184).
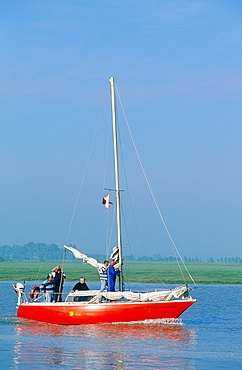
(0, 242, 68, 261)
(126, 255, 242, 263)
(0, 242, 241, 263)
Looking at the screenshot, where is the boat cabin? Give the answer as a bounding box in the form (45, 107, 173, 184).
(65, 290, 100, 303)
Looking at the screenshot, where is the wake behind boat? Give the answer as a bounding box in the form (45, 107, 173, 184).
(15, 77, 196, 325)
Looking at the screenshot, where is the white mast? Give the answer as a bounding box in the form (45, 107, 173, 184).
(109, 77, 123, 291)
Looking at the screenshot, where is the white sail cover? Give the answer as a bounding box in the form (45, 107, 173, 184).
(87, 285, 190, 303)
(110, 246, 119, 264)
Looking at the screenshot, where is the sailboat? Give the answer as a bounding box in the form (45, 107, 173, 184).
(15, 77, 196, 325)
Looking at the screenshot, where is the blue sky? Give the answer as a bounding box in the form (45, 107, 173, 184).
(0, 1, 241, 260)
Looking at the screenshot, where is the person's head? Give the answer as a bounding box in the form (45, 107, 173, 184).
(103, 260, 109, 266)
(57, 269, 61, 273)
(109, 259, 115, 265)
(80, 277, 86, 284)
(47, 275, 53, 280)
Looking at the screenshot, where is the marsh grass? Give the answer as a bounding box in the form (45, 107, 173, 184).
(0, 260, 241, 284)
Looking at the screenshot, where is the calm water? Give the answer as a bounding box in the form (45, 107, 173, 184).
(0, 281, 241, 369)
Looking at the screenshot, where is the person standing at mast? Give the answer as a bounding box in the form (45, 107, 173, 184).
(107, 259, 121, 292)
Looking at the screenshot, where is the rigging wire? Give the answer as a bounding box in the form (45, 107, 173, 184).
(102, 114, 112, 259)
(116, 111, 169, 287)
(115, 85, 196, 286)
(107, 206, 115, 255)
(35, 260, 44, 282)
(120, 203, 169, 289)
(65, 87, 109, 245)
(103, 118, 110, 190)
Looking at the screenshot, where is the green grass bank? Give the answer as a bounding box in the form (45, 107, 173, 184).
(0, 260, 241, 284)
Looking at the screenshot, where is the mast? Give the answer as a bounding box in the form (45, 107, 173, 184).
(109, 77, 123, 291)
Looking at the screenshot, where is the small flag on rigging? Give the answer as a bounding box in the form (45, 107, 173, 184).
(102, 193, 113, 209)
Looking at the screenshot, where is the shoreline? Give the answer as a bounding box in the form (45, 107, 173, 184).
(1, 260, 241, 284)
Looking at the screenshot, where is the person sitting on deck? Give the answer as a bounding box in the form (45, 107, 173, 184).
(40, 275, 56, 302)
(72, 277, 89, 291)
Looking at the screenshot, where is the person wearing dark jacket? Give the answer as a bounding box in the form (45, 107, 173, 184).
(72, 277, 89, 291)
(40, 275, 56, 302)
(107, 260, 121, 292)
(52, 267, 66, 302)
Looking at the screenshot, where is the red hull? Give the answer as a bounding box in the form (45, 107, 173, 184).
(17, 299, 195, 325)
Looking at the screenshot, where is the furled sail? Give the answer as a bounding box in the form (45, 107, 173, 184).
(64, 245, 102, 268)
(88, 285, 190, 303)
(64, 245, 120, 269)
(66, 285, 191, 303)
(110, 246, 119, 265)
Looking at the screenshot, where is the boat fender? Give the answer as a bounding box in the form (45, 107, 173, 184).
(29, 286, 40, 299)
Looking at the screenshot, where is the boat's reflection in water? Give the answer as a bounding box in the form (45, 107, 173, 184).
(14, 319, 196, 369)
